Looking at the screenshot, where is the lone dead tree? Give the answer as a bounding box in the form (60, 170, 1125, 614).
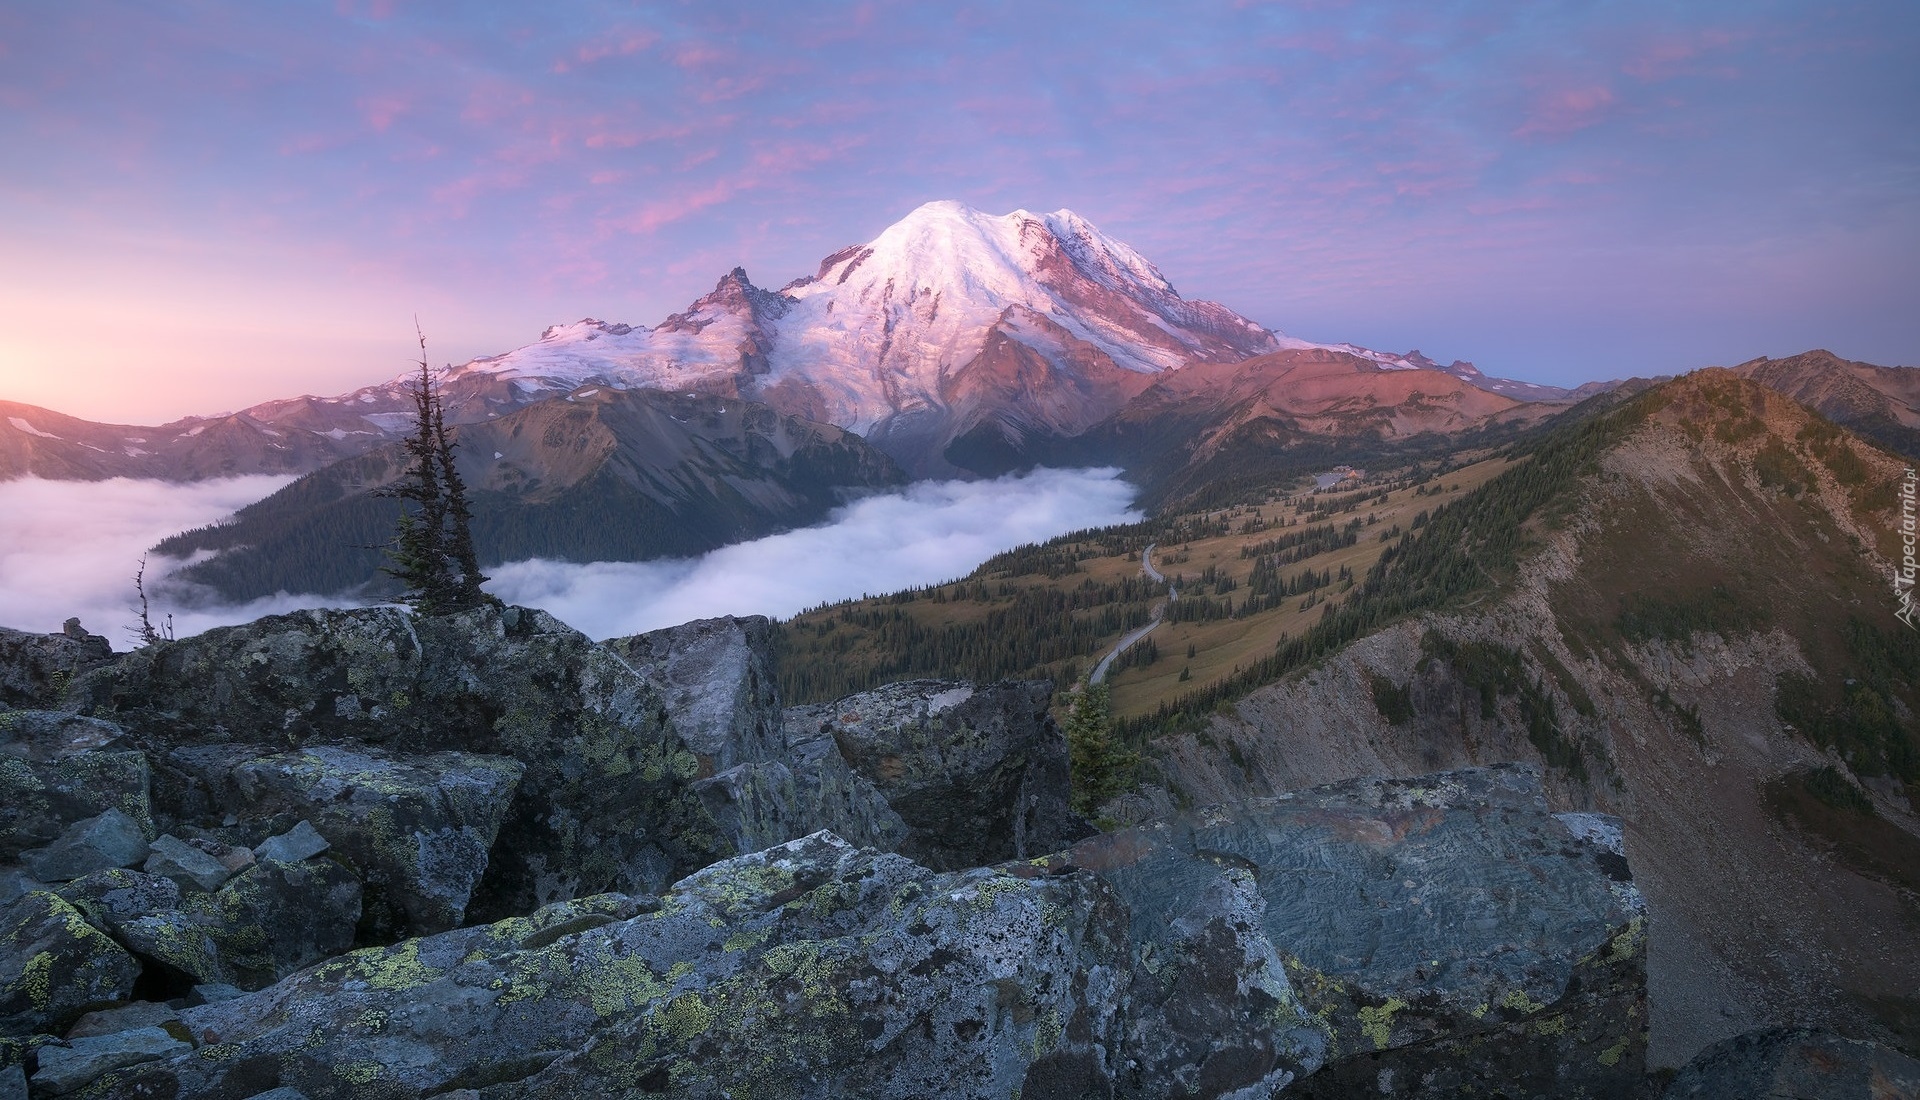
(129, 553, 174, 646)
(379, 322, 490, 614)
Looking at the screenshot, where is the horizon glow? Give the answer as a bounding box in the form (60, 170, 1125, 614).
(0, 2, 1916, 423)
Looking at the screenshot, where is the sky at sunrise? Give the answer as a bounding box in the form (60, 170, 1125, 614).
(1, 1, 1916, 423)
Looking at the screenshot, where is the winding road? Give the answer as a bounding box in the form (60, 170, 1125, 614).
(1090, 542, 1177, 685)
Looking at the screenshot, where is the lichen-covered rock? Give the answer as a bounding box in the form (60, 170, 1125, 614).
(785, 679, 1094, 869)
(604, 616, 786, 771)
(607, 616, 911, 859)
(216, 745, 519, 938)
(1662, 1026, 1920, 1099)
(0, 711, 148, 867)
(253, 820, 328, 865)
(59, 861, 361, 992)
(1045, 765, 1645, 1099)
(65, 605, 733, 919)
(0, 711, 126, 762)
(114, 831, 1129, 1099)
(145, 834, 236, 892)
(30, 1025, 191, 1095)
(0, 622, 114, 710)
(19, 810, 151, 883)
(45, 765, 1650, 1099)
(65, 1001, 185, 1040)
(0, 891, 142, 1037)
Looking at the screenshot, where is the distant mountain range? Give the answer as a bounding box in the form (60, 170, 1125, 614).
(153, 389, 904, 602)
(2, 201, 1914, 598)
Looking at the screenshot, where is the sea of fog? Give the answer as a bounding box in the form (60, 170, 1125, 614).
(0, 468, 1141, 645)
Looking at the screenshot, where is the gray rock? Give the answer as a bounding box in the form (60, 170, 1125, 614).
(240, 1089, 310, 1100)
(614, 616, 912, 859)
(0, 870, 39, 909)
(0, 625, 113, 710)
(19, 808, 150, 882)
(143, 833, 235, 892)
(0, 1064, 22, 1100)
(1663, 1026, 1920, 1099)
(106, 766, 1647, 1098)
(122, 831, 1129, 1098)
(197, 744, 520, 939)
(184, 983, 245, 1006)
(0, 890, 142, 1036)
(60, 861, 361, 992)
(0, 711, 126, 762)
(605, 615, 787, 770)
(56, 868, 186, 928)
(66, 604, 735, 919)
(786, 724, 913, 851)
(786, 679, 1094, 868)
(65, 1001, 182, 1039)
(30, 1026, 190, 1095)
(252, 819, 327, 864)
(0, 745, 150, 864)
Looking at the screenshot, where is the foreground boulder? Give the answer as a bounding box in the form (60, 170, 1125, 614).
(60, 605, 735, 919)
(1047, 766, 1647, 1097)
(786, 679, 1094, 868)
(0, 891, 141, 1036)
(59, 859, 361, 992)
(0, 711, 151, 865)
(1662, 1027, 1920, 1099)
(0, 623, 114, 710)
(91, 765, 1644, 1100)
(165, 743, 521, 938)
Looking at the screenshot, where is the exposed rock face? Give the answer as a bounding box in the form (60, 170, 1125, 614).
(0, 891, 141, 1036)
(172, 744, 523, 938)
(1662, 1026, 1920, 1099)
(0, 627, 113, 711)
(59, 860, 361, 992)
(786, 679, 1095, 869)
(1048, 766, 1647, 1098)
(60, 604, 734, 919)
(18, 811, 150, 884)
(603, 615, 786, 772)
(85, 766, 1646, 1100)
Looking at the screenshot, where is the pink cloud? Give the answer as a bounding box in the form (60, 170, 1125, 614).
(615, 179, 739, 234)
(1514, 84, 1618, 138)
(673, 44, 727, 69)
(357, 93, 408, 132)
(557, 29, 659, 72)
(1623, 28, 1745, 81)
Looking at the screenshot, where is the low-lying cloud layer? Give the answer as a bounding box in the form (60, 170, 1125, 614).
(0, 467, 1140, 646)
(0, 475, 313, 644)
(489, 467, 1141, 639)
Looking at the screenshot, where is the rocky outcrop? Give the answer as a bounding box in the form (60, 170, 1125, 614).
(0, 711, 150, 867)
(0, 891, 141, 1037)
(76, 765, 1645, 1100)
(1047, 765, 1647, 1098)
(60, 604, 735, 919)
(166, 744, 522, 938)
(59, 859, 361, 992)
(786, 679, 1094, 869)
(0, 624, 113, 711)
(1662, 1026, 1920, 1099)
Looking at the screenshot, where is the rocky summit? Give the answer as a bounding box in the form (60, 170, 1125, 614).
(0, 603, 1832, 1098)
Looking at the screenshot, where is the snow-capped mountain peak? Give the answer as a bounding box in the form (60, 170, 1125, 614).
(295, 201, 1565, 475)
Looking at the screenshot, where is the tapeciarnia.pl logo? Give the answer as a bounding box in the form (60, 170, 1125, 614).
(1898, 466, 1918, 630)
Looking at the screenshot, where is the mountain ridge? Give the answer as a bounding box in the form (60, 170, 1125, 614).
(1, 201, 1604, 484)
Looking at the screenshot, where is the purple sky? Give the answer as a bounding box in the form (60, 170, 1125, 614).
(1, 1, 1915, 422)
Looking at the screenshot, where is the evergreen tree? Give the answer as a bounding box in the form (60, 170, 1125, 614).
(379, 324, 491, 614)
(1065, 683, 1126, 818)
